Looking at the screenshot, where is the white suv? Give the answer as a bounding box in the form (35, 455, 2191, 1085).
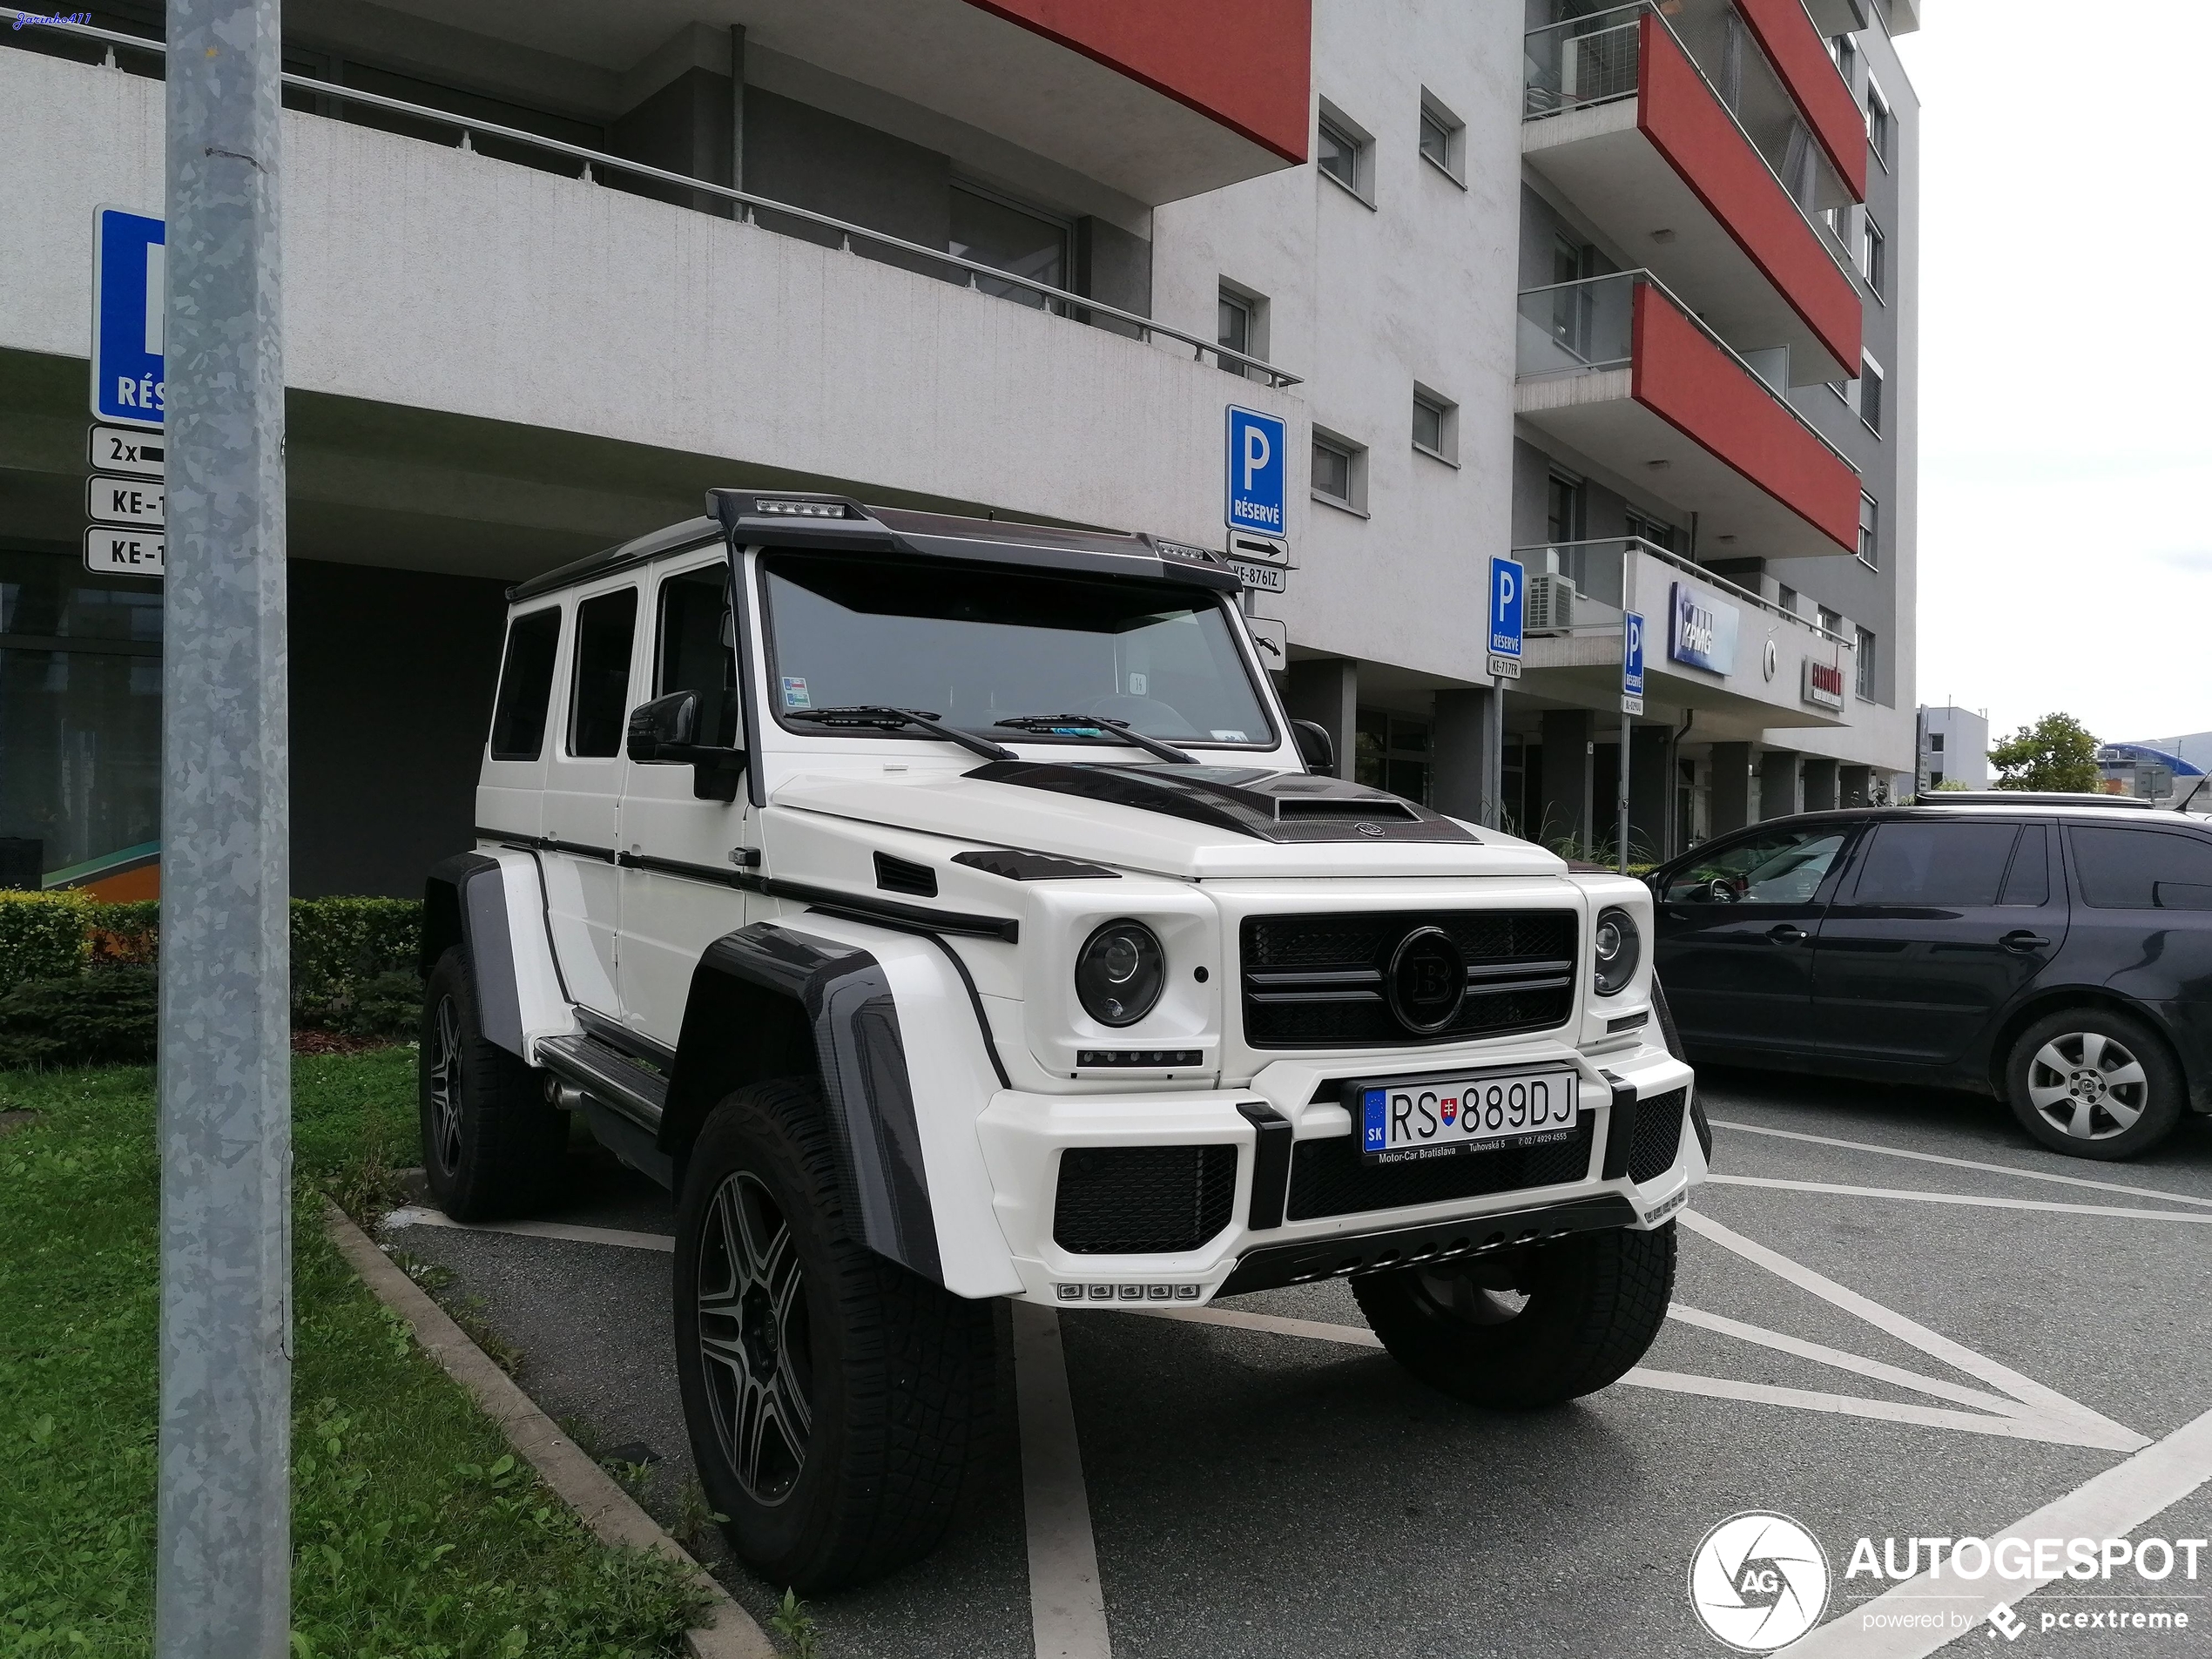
(418, 491, 1703, 1589)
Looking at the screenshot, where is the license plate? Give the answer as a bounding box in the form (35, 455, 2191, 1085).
(1351, 1064, 1581, 1165)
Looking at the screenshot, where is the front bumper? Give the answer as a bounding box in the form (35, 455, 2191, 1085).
(974, 1037, 1700, 1306)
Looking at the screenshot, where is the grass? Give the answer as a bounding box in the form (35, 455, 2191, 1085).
(0, 1050, 708, 1657)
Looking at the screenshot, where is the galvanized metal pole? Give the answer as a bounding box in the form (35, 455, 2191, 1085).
(1617, 711, 1632, 874)
(156, 2, 290, 1654)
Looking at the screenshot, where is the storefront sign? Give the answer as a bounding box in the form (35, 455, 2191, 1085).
(1803, 658, 1846, 711)
(1668, 583, 1738, 675)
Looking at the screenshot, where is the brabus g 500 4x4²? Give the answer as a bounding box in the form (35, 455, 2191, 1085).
(419, 493, 1703, 1588)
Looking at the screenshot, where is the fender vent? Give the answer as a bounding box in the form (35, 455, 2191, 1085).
(1628, 1088, 1689, 1182)
(1053, 1144, 1236, 1254)
(873, 852, 937, 898)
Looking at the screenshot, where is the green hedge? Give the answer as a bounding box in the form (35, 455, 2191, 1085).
(0, 894, 92, 985)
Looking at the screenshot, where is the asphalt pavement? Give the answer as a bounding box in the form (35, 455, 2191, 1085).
(385, 1070, 2212, 1658)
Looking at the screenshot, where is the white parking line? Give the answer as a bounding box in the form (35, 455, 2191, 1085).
(381, 1205, 676, 1252)
(1778, 1404, 2212, 1657)
(1704, 1174, 2212, 1224)
(1012, 1303, 1113, 1659)
(1709, 1120, 2212, 1210)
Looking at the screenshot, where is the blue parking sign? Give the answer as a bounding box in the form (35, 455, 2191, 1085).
(1489, 557, 1525, 658)
(1622, 610, 1645, 698)
(91, 206, 165, 426)
(1224, 406, 1285, 536)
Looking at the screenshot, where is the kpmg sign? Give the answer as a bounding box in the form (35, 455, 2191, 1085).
(1668, 582, 1739, 675)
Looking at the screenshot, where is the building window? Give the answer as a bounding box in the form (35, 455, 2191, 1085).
(1411, 386, 1456, 463)
(1828, 32, 1858, 84)
(1418, 91, 1464, 184)
(1217, 283, 1267, 379)
(1861, 214, 1887, 299)
(1817, 605, 1843, 639)
(1858, 354, 1885, 435)
(1858, 493, 1879, 567)
(1312, 430, 1366, 513)
(1777, 583, 1799, 617)
(1624, 510, 1678, 553)
(949, 181, 1070, 307)
(1317, 104, 1373, 204)
(1929, 732, 1946, 754)
(1855, 627, 1878, 700)
(1865, 78, 1892, 167)
(1355, 708, 1433, 804)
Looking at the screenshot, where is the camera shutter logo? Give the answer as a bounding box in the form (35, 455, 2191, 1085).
(1688, 1512, 1831, 1652)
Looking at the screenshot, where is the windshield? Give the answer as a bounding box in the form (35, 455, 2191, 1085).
(758, 552, 1276, 747)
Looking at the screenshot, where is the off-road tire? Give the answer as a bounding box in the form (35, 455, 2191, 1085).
(1352, 1222, 1676, 1408)
(2005, 1007, 2184, 1163)
(673, 1076, 995, 1592)
(417, 947, 567, 1219)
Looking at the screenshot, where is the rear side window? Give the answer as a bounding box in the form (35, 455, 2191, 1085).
(488, 608, 561, 761)
(568, 588, 638, 759)
(1851, 821, 2018, 907)
(2070, 826, 2212, 911)
(1998, 825, 2050, 907)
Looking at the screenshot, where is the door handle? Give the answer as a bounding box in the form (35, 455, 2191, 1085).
(1766, 924, 1807, 945)
(2000, 930, 2050, 952)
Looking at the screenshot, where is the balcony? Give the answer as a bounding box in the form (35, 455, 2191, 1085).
(1522, 2, 1859, 385)
(1514, 273, 1859, 559)
(1509, 538, 1854, 732)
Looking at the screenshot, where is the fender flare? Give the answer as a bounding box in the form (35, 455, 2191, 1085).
(422, 852, 526, 1055)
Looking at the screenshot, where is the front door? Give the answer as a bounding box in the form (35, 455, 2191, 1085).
(541, 580, 641, 1016)
(1654, 819, 1857, 1053)
(1810, 819, 2066, 1062)
(617, 555, 750, 1049)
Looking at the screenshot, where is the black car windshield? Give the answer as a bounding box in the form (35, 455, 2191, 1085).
(758, 552, 1275, 746)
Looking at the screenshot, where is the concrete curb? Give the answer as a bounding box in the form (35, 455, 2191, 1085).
(323, 1199, 778, 1659)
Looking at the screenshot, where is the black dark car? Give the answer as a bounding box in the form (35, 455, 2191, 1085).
(1649, 794, 2212, 1160)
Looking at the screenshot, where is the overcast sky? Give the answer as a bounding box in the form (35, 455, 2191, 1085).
(1895, 8, 2212, 750)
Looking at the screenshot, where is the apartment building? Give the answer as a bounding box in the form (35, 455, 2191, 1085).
(0, 0, 1918, 896)
(1917, 702, 1987, 790)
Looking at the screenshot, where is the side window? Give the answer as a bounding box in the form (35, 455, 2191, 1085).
(568, 588, 638, 759)
(655, 563, 738, 745)
(488, 607, 561, 761)
(2071, 826, 2212, 911)
(1664, 827, 1848, 904)
(1998, 826, 2050, 907)
(1851, 822, 2018, 907)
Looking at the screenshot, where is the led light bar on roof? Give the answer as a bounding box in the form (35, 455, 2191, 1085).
(754, 498, 847, 518)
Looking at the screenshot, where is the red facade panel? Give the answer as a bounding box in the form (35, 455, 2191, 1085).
(1629, 283, 1859, 554)
(962, 0, 1311, 165)
(1737, 0, 1868, 201)
(1636, 13, 1860, 377)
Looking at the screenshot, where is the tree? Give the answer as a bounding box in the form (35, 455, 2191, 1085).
(1988, 713, 2101, 792)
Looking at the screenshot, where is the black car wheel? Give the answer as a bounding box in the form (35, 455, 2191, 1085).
(673, 1077, 995, 1591)
(418, 947, 567, 1219)
(2005, 1008, 2184, 1162)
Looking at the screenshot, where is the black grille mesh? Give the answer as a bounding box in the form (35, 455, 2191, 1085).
(1052, 1144, 1237, 1254)
(1627, 1089, 1688, 1183)
(1285, 1115, 1596, 1221)
(1240, 911, 1577, 1049)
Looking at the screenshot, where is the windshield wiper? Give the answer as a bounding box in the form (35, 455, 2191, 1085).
(786, 705, 1017, 762)
(991, 714, 1197, 765)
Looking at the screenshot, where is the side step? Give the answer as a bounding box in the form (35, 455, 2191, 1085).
(536, 1031, 673, 1190)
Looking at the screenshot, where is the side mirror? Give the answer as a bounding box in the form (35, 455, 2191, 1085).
(1290, 718, 1335, 776)
(627, 691, 745, 802)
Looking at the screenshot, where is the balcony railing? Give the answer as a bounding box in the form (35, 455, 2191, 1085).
(3, 8, 1300, 388)
(1514, 536, 1853, 648)
(1514, 271, 1855, 471)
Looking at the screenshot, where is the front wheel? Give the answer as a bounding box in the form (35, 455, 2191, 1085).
(1352, 1223, 1676, 1408)
(672, 1077, 995, 1592)
(2005, 1008, 2184, 1162)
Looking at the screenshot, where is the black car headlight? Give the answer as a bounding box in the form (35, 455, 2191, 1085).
(1593, 907, 1641, 998)
(1075, 920, 1166, 1027)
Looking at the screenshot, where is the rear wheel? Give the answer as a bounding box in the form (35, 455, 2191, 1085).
(1352, 1223, 1675, 1409)
(418, 947, 566, 1219)
(673, 1077, 995, 1592)
(2005, 1008, 2183, 1161)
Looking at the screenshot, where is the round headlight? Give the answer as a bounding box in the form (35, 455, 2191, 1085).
(1593, 906, 1642, 998)
(1076, 920, 1166, 1027)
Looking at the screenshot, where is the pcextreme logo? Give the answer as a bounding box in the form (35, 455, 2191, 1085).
(1689, 1512, 1831, 1652)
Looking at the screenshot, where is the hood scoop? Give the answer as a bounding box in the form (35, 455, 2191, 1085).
(963, 762, 1479, 845)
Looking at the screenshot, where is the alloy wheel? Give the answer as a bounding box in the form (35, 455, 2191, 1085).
(427, 995, 463, 1173)
(697, 1170, 814, 1503)
(2026, 1030, 2150, 1142)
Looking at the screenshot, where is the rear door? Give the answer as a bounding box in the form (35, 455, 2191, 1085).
(1810, 818, 2065, 1063)
(1654, 819, 1857, 1053)
(541, 579, 642, 1016)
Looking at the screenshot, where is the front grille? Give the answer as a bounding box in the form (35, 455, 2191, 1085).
(1240, 910, 1577, 1049)
(1285, 1114, 1596, 1221)
(1627, 1088, 1689, 1183)
(1053, 1144, 1237, 1254)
